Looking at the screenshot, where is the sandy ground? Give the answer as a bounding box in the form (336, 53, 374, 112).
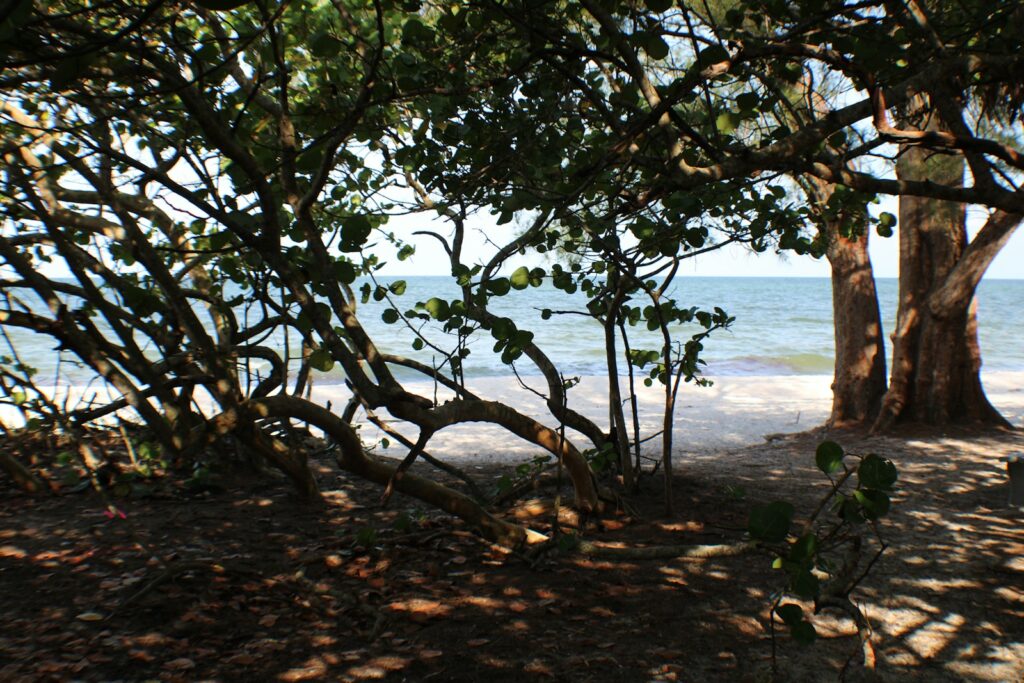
(310, 371, 1024, 464)
(8, 370, 1023, 464)
(2, 374, 1023, 680)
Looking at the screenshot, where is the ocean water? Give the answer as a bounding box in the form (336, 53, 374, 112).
(354, 276, 1024, 380)
(4, 276, 1022, 385)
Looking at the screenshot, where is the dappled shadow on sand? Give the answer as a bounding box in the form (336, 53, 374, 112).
(713, 426, 1024, 682)
(0, 427, 1022, 681)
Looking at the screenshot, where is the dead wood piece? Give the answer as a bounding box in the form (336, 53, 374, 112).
(0, 449, 45, 493)
(575, 540, 759, 560)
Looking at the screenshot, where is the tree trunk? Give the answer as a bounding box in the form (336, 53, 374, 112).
(874, 103, 1018, 429)
(826, 226, 888, 427)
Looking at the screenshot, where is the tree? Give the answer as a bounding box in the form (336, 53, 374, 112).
(2, 0, 1023, 544)
(809, 183, 889, 428)
(819, 1, 1024, 429)
(876, 102, 1021, 428)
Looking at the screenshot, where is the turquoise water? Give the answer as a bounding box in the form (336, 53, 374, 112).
(5, 276, 1022, 384)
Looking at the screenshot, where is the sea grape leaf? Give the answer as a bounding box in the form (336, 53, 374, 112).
(791, 621, 817, 645)
(858, 453, 897, 490)
(775, 603, 803, 626)
(814, 440, 844, 474)
(853, 489, 891, 519)
(790, 569, 820, 599)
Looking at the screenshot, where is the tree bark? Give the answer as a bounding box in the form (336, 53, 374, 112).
(826, 226, 888, 427)
(874, 101, 1019, 429)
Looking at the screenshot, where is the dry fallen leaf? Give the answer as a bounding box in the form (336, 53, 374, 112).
(258, 614, 279, 628)
(75, 611, 104, 622)
(164, 657, 195, 671)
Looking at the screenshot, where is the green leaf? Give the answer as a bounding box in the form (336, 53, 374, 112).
(381, 309, 400, 324)
(388, 280, 407, 296)
(309, 31, 343, 58)
(815, 440, 844, 474)
(402, 17, 433, 44)
(424, 297, 451, 321)
(308, 349, 334, 372)
(748, 501, 794, 543)
(485, 278, 511, 296)
(642, 34, 670, 60)
(858, 453, 897, 490)
(509, 266, 531, 290)
(788, 533, 818, 563)
(853, 489, 891, 519)
(775, 603, 803, 626)
(697, 44, 730, 67)
(333, 260, 356, 284)
(735, 91, 760, 111)
(645, 0, 673, 12)
(341, 215, 372, 252)
(791, 570, 820, 599)
(791, 621, 817, 645)
(715, 111, 742, 134)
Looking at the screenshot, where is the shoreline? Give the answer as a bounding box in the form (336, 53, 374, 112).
(4, 372, 1021, 464)
(314, 371, 1024, 463)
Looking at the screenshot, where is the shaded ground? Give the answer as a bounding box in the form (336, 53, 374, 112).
(1, 428, 1022, 682)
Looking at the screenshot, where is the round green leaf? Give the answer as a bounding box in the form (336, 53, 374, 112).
(381, 309, 400, 324)
(815, 440, 844, 474)
(424, 297, 451, 321)
(853, 489, 891, 519)
(510, 266, 531, 290)
(775, 603, 803, 626)
(697, 44, 730, 67)
(788, 533, 818, 563)
(642, 34, 670, 60)
(485, 278, 511, 296)
(790, 570, 820, 599)
(858, 454, 897, 490)
(791, 621, 817, 645)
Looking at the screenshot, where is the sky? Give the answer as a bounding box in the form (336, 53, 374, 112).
(375, 195, 1024, 280)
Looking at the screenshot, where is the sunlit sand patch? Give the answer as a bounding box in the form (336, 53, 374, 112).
(386, 598, 452, 618)
(277, 655, 328, 682)
(459, 595, 504, 610)
(945, 643, 1024, 682)
(344, 656, 410, 680)
(994, 586, 1024, 604)
(904, 612, 966, 659)
(868, 606, 931, 639)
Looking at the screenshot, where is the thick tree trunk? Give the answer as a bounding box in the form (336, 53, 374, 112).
(826, 226, 888, 427)
(874, 103, 1019, 429)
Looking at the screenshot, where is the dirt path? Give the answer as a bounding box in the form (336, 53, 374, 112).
(1, 429, 1021, 682)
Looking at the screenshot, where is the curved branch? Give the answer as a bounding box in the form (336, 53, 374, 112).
(221, 395, 537, 547)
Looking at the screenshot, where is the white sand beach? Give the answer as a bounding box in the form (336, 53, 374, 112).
(312, 371, 1024, 464)
(6, 372, 1022, 465)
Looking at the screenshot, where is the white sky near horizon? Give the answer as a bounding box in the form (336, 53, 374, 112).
(375, 194, 1024, 280)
